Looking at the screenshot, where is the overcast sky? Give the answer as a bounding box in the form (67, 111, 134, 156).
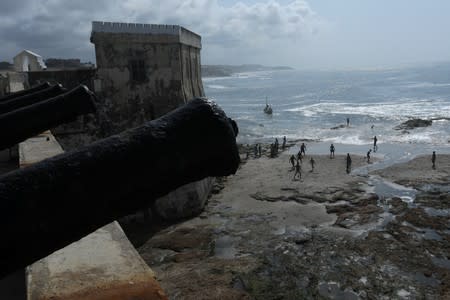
(1, 0, 450, 70)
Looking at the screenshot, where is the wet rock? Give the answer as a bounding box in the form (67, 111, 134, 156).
(330, 124, 347, 130)
(139, 225, 215, 264)
(388, 197, 408, 214)
(326, 204, 353, 214)
(395, 118, 432, 130)
(397, 208, 449, 230)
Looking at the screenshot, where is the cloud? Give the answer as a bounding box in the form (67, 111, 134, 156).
(0, 0, 322, 66)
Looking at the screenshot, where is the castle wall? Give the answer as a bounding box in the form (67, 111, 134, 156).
(90, 21, 204, 135)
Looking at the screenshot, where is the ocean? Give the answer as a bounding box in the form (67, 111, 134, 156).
(204, 64, 450, 151)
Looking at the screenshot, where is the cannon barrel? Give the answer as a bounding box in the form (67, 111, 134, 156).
(0, 82, 51, 103)
(0, 98, 239, 278)
(0, 84, 67, 115)
(0, 85, 97, 151)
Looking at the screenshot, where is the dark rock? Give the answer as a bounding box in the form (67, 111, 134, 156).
(330, 124, 347, 130)
(395, 119, 432, 130)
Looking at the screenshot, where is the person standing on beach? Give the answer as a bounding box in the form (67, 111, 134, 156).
(258, 144, 262, 157)
(346, 117, 350, 127)
(300, 143, 306, 156)
(297, 150, 303, 163)
(367, 149, 372, 163)
(346, 153, 352, 173)
(373, 136, 378, 151)
(330, 144, 335, 158)
(289, 155, 296, 169)
(293, 160, 301, 180)
(432, 151, 436, 169)
(310, 157, 315, 172)
(282, 136, 287, 150)
(254, 144, 258, 157)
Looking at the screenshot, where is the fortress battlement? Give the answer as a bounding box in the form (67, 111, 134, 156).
(92, 21, 201, 48)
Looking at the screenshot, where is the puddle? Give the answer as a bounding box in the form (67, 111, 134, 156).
(424, 207, 449, 217)
(414, 229, 443, 241)
(419, 183, 450, 193)
(413, 272, 440, 287)
(368, 176, 417, 200)
(318, 282, 359, 300)
(431, 257, 450, 270)
(214, 235, 238, 259)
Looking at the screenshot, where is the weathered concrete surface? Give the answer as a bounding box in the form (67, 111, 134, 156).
(19, 131, 64, 168)
(27, 222, 167, 300)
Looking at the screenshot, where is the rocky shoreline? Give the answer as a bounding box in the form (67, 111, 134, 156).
(134, 145, 450, 299)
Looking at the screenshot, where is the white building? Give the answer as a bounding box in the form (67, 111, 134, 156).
(13, 50, 47, 72)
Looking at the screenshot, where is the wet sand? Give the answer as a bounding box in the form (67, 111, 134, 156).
(137, 148, 450, 299)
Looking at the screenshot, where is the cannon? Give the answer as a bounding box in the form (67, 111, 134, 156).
(0, 98, 239, 278)
(0, 85, 97, 151)
(0, 82, 51, 103)
(0, 84, 67, 115)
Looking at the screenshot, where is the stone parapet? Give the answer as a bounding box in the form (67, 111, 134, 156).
(91, 21, 201, 49)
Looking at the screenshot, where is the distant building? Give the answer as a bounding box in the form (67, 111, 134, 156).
(13, 50, 47, 72)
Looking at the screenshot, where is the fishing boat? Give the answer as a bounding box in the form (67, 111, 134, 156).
(263, 97, 273, 115)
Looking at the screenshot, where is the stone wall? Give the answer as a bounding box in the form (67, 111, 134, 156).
(27, 69, 96, 90)
(90, 21, 204, 135)
(0, 74, 8, 96)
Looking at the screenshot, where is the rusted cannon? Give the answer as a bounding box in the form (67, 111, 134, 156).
(0, 98, 239, 278)
(0, 84, 67, 115)
(0, 82, 50, 103)
(0, 85, 97, 151)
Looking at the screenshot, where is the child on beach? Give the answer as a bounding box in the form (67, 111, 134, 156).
(293, 160, 301, 180)
(367, 149, 372, 163)
(289, 155, 296, 169)
(300, 143, 306, 156)
(346, 153, 352, 173)
(432, 151, 436, 169)
(310, 157, 315, 172)
(330, 144, 335, 158)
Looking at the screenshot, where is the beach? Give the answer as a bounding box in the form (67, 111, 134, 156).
(136, 144, 450, 299)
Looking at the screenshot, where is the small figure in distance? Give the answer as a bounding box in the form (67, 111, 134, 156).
(254, 144, 258, 157)
(346, 117, 350, 127)
(300, 142, 306, 156)
(346, 153, 352, 174)
(289, 154, 296, 169)
(258, 144, 262, 157)
(432, 151, 436, 169)
(367, 149, 372, 163)
(330, 143, 335, 159)
(274, 138, 279, 154)
(297, 150, 303, 163)
(293, 160, 301, 181)
(371, 125, 374, 130)
(282, 136, 287, 150)
(373, 136, 378, 152)
(310, 157, 315, 172)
